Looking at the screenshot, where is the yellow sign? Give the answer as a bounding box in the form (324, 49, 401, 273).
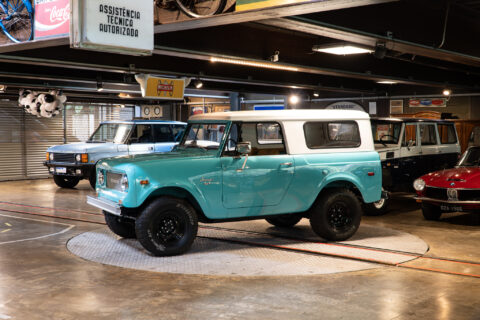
(236, 0, 306, 11)
(144, 77, 185, 100)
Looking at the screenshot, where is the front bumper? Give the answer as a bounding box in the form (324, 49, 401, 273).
(44, 162, 94, 178)
(415, 196, 480, 210)
(87, 195, 122, 216)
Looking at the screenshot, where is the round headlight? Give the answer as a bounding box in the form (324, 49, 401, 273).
(413, 178, 426, 191)
(49, 153, 54, 161)
(75, 154, 81, 162)
(97, 171, 105, 185)
(121, 175, 128, 192)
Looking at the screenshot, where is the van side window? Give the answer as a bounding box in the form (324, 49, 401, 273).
(438, 123, 458, 144)
(152, 125, 173, 142)
(402, 124, 417, 146)
(304, 121, 360, 149)
(420, 124, 438, 145)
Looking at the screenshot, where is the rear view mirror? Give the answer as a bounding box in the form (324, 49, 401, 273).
(236, 142, 251, 155)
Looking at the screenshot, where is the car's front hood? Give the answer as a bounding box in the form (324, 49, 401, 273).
(47, 142, 116, 153)
(98, 149, 216, 170)
(422, 167, 480, 188)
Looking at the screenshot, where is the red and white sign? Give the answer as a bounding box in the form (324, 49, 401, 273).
(34, 0, 70, 40)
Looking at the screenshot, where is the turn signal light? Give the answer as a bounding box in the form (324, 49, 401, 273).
(46, 152, 49, 161)
(139, 179, 149, 185)
(81, 154, 88, 163)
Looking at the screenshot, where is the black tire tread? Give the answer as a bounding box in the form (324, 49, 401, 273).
(53, 175, 80, 188)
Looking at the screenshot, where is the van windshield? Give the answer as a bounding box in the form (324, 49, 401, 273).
(371, 121, 402, 146)
(88, 123, 133, 144)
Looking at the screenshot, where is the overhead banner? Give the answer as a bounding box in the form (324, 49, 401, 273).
(136, 75, 187, 100)
(34, 0, 70, 40)
(409, 98, 447, 108)
(70, 0, 153, 56)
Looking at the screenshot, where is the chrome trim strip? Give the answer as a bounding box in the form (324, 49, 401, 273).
(414, 197, 480, 204)
(86, 196, 121, 216)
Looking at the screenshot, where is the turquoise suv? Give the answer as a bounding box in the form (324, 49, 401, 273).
(87, 110, 382, 256)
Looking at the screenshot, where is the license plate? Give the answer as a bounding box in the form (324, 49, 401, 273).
(56, 167, 67, 174)
(440, 205, 463, 212)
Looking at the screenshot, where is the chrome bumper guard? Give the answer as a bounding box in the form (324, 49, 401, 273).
(87, 195, 122, 216)
(414, 197, 480, 205)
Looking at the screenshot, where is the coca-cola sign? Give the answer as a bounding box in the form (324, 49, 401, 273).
(34, 0, 70, 40)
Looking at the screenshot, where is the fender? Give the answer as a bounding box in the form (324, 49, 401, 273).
(318, 172, 367, 201)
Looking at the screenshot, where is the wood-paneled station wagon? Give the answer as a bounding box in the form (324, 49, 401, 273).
(414, 146, 480, 220)
(369, 118, 461, 215)
(87, 110, 382, 256)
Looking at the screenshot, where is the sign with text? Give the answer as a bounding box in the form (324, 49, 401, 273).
(409, 98, 447, 108)
(236, 0, 307, 11)
(34, 0, 70, 40)
(70, 0, 153, 55)
(326, 101, 365, 111)
(143, 76, 185, 100)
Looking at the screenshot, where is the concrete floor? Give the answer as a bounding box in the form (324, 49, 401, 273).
(0, 178, 478, 319)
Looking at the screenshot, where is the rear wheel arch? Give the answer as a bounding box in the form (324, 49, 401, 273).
(311, 179, 364, 212)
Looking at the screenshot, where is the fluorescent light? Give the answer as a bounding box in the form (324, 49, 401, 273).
(210, 57, 298, 72)
(377, 81, 398, 84)
(313, 92, 320, 97)
(194, 80, 203, 89)
(312, 44, 372, 55)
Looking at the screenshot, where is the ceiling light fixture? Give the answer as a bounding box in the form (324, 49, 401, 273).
(377, 80, 398, 84)
(289, 94, 300, 105)
(96, 81, 104, 92)
(194, 79, 203, 89)
(443, 89, 451, 96)
(210, 57, 299, 72)
(313, 92, 320, 97)
(312, 43, 373, 55)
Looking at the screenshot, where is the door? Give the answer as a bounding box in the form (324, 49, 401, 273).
(127, 124, 155, 155)
(398, 123, 422, 184)
(221, 122, 294, 209)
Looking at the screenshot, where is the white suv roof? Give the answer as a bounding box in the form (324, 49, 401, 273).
(190, 110, 370, 122)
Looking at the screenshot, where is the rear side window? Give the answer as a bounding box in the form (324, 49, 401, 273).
(304, 121, 360, 149)
(438, 123, 457, 144)
(420, 124, 438, 145)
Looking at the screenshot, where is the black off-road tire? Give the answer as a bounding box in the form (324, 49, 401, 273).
(89, 170, 96, 189)
(135, 197, 198, 256)
(266, 214, 302, 227)
(421, 203, 442, 221)
(309, 188, 362, 241)
(104, 212, 136, 238)
(53, 175, 80, 188)
(363, 198, 388, 216)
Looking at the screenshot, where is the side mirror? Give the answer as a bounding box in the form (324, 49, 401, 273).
(236, 142, 251, 155)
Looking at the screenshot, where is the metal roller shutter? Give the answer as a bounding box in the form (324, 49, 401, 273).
(65, 105, 134, 143)
(0, 103, 25, 181)
(25, 113, 64, 178)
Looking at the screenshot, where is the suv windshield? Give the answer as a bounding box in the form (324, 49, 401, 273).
(458, 147, 480, 167)
(371, 121, 402, 145)
(88, 123, 133, 143)
(177, 123, 226, 151)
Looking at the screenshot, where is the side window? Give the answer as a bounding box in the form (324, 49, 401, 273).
(129, 124, 153, 143)
(402, 124, 417, 147)
(304, 121, 360, 149)
(438, 123, 457, 144)
(420, 124, 438, 145)
(223, 122, 286, 156)
(152, 125, 173, 143)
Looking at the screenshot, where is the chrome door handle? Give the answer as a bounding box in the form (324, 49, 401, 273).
(280, 162, 293, 166)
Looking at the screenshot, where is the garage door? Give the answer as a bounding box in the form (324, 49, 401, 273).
(0, 103, 24, 180)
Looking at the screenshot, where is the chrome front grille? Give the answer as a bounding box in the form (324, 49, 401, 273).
(52, 153, 75, 163)
(106, 172, 123, 190)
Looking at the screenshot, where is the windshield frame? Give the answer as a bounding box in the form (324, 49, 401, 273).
(175, 120, 230, 155)
(88, 122, 133, 144)
(371, 120, 403, 146)
(457, 146, 480, 167)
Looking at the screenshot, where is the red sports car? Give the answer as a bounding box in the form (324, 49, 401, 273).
(414, 146, 480, 220)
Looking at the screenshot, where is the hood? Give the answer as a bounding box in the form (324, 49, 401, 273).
(421, 167, 480, 189)
(47, 142, 116, 153)
(98, 149, 216, 169)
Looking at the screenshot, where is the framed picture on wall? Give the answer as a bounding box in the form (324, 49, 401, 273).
(390, 100, 403, 114)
